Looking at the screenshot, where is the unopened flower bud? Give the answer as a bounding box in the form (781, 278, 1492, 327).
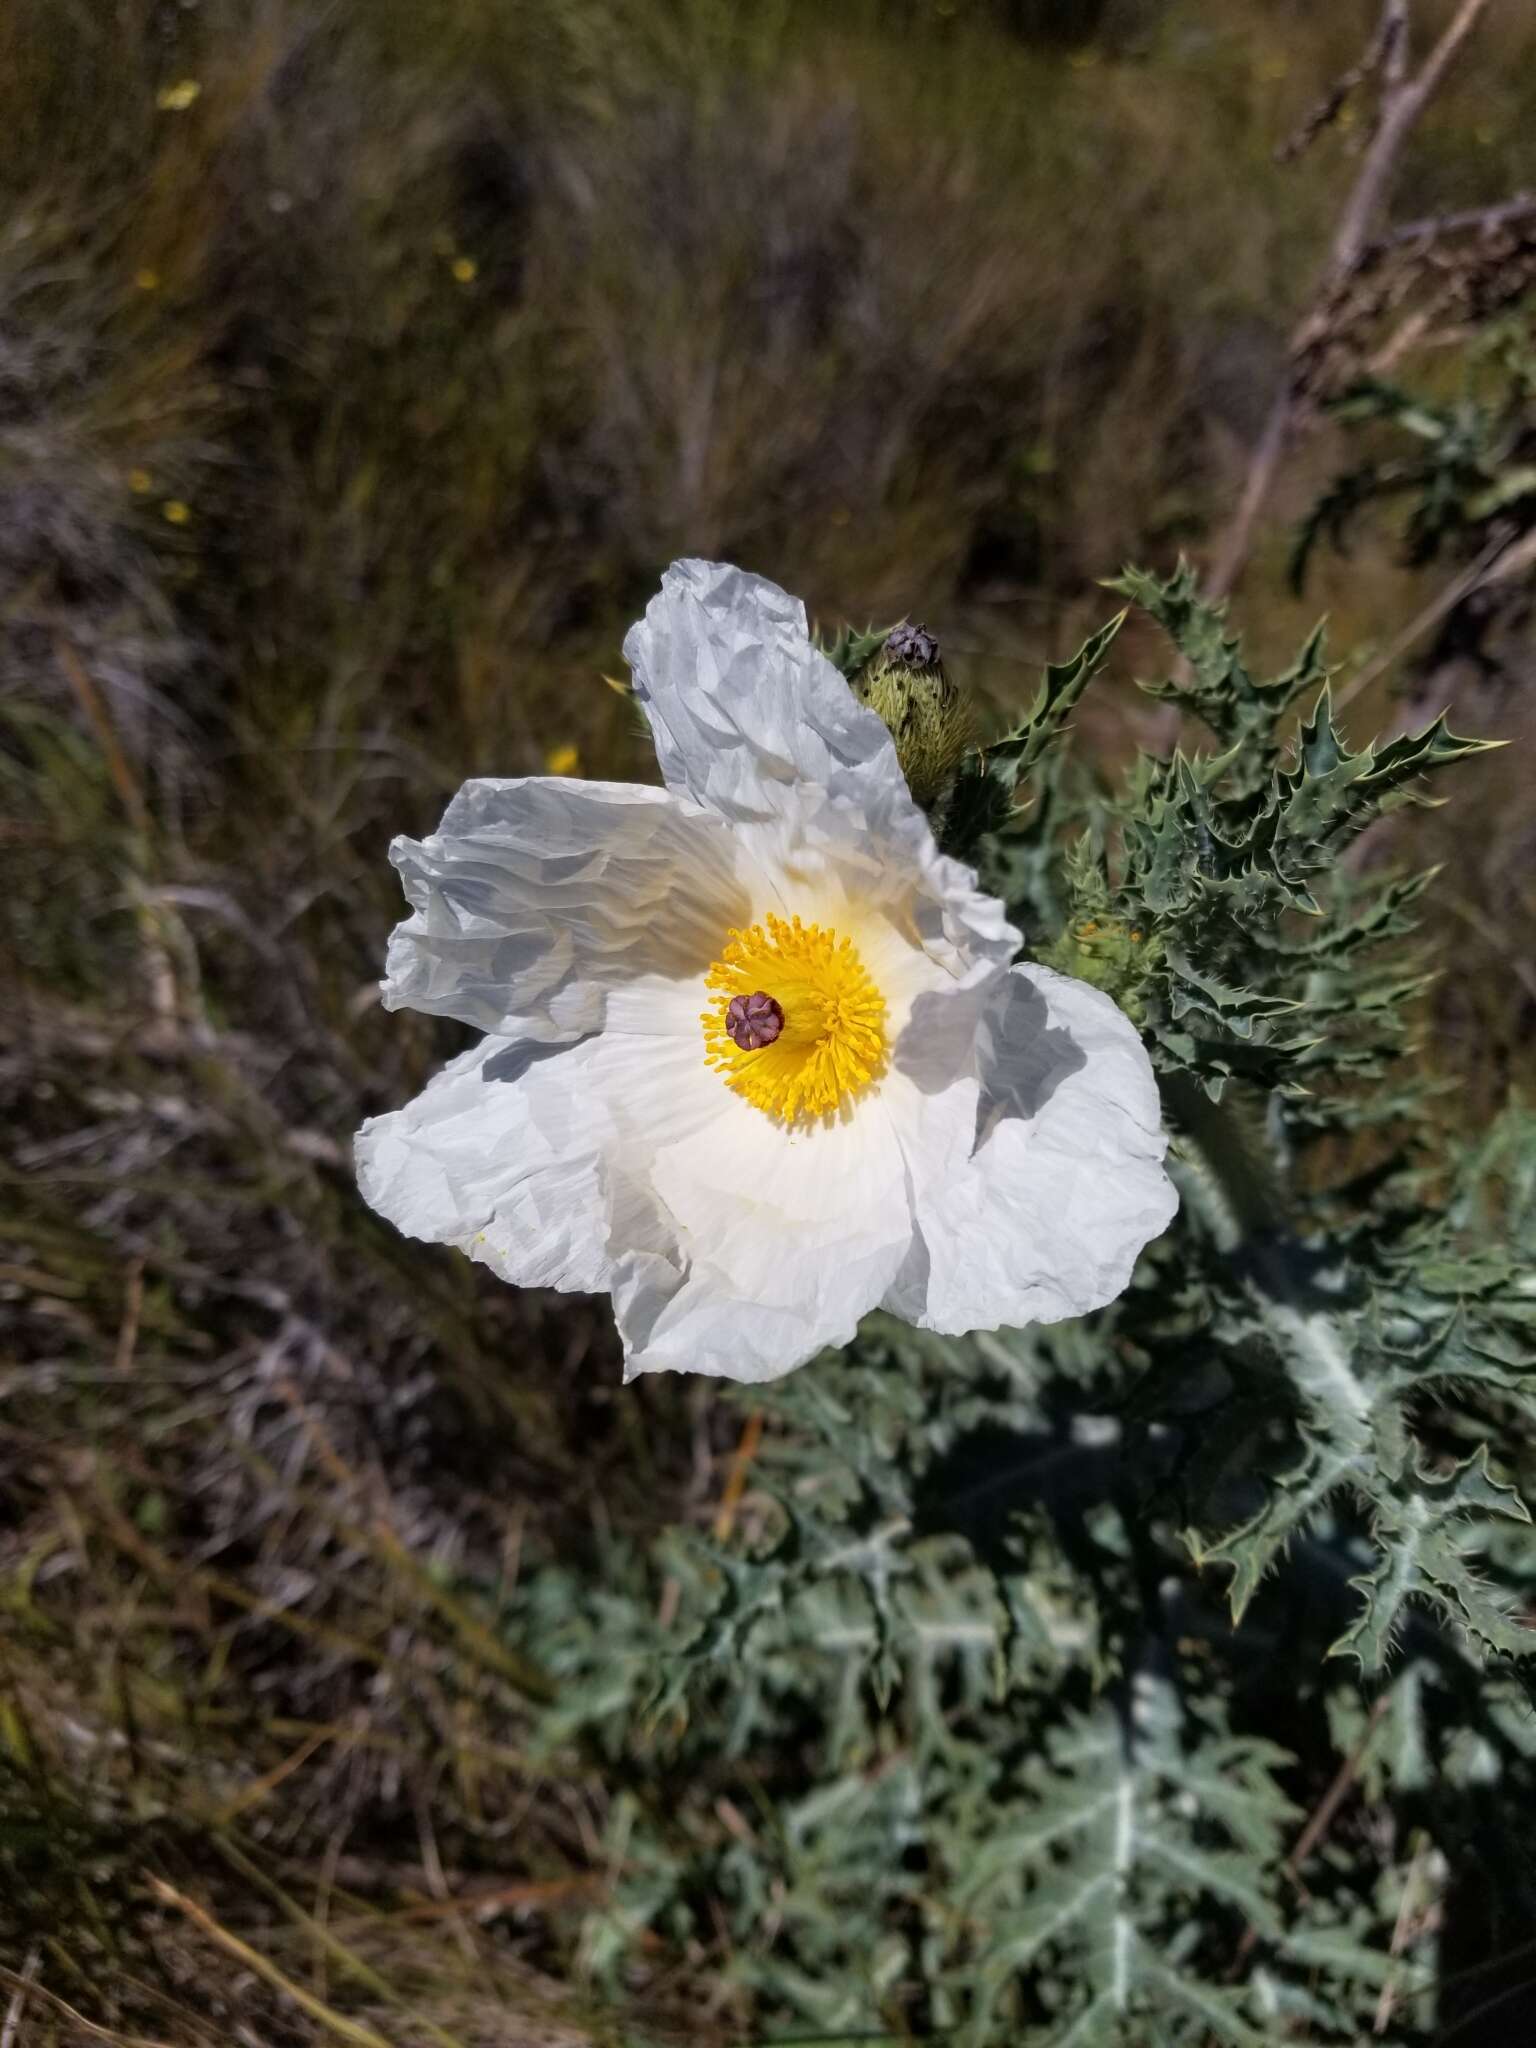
(1041, 915, 1162, 1025)
(852, 622, 972, 809)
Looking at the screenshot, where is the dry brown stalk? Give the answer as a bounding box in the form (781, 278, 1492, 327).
(53, 634, 184, 1028)
(53, 636, 150, 841)
(147, 1879, 401, 2048)
(204, 1837, 485, 2048)
(0, 1965, 179, 2048)
(113, 1256, 146, 1374)
(381, 1874, 605, 1924)
(1283, 1692, 1392, 1883)
(712, 1407, 765, 1541)
(0, 1950, 39, 2048)
(1375, 1830, 1437, 2034)
(213, 1722, 339, 1824)
(1374, 190, 1536, 251)
(266, 1382, 558, 1705)
(1332, 528, 1529, 714)
(1231, 1693, 1391, 1974)
(1275, 1, 1408, 165)
(1207, 0, 1495, 605)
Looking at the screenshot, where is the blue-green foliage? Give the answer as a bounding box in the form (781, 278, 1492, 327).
(504, 568, 1533, 2043)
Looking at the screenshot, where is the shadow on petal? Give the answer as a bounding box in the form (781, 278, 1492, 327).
(973, 971, 1086, 1146)
(483, 1035, 595, 1086)
(894, 979, 995, 1096)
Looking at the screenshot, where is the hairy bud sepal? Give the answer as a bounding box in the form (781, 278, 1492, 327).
(851, 622, 973, 811)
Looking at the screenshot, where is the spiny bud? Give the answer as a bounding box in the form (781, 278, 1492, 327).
(1040, 915, 1162, 1026)
(851, 622, 972, 810)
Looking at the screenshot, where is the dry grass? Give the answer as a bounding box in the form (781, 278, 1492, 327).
(4, 0, 1536, 2039)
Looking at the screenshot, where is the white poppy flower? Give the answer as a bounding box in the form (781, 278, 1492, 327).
(355, 560, 1177, 1384)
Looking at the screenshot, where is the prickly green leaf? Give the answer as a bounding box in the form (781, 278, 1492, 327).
(1278, 688, 1502, 847)
(1107, 559, 1327, 751)
(816, 619, 894, 677)
(941, 1676, 1374, 2045)
(984, 610, 1126, 796)
(1331, 1449, 1533, 1673)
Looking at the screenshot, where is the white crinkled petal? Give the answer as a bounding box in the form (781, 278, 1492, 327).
(619, 1083, 923, 1384)
(356, 1034, 657, 1297)
(623, 557, 901, 830)
(355, 991, 941, 1383)
(355, 1040, 615, 1293)
(623, 558, 1018, 985)
(892, 964, 1178, 1333)
(382, 776, 750, 1039)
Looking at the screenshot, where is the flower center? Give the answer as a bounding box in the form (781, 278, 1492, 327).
(702, 914, 887, 1123)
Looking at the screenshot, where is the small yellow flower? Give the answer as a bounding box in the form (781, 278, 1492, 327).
(544, 743, 581, 777)
(156, 79, 201, 112)
(161, 500, 191, 526)
(128, 469, 154, 496)
(450, 256, 478, 285)
(134, 268, 160, 293)
(1258, 55, 1289, 82)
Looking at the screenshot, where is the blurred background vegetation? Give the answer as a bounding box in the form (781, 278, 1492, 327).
(3, 0, 1535, 2040)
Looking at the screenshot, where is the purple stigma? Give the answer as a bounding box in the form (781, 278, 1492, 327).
(726, 990, 785, 1051)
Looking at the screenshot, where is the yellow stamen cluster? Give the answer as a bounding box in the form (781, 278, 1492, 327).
(702, 914, 887, 1123)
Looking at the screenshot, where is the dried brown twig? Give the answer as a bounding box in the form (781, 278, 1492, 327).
(1206, 0, 1495, 604)
(1231, 1694, 1392, 1975)
(1374, 191, 1536, 253)
(147, 1879, 400, 2048)
(1275, 0, 1409, 166)
(1332, 526, 1536, 717)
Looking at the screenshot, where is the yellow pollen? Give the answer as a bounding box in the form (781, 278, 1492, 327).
(701, 913, 886, 1123)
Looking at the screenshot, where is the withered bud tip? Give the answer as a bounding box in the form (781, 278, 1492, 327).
(883, 622, 941, 669)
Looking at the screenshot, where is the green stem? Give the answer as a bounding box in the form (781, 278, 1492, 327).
(1162, 1074, 1286, 1251)
(1163, 1075, 1373, 1445)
